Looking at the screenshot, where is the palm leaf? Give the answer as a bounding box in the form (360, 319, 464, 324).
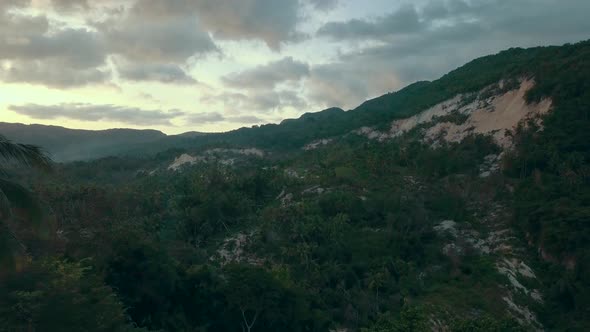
(0, 134, 53, 171)
(0, 185, 12, 219)
(0, 178, 42, 225)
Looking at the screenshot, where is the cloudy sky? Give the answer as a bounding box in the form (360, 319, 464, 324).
(1, 0, 588, 134)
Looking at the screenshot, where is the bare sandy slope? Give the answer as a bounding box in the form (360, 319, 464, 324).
(423, 79, 552, 147)
(353, 79, 553, 149)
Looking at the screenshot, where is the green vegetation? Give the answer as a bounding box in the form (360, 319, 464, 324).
(1, 40, 589, 331)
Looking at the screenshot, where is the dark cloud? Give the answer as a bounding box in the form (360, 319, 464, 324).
(187, 0, 304, 50)
(1, 60, 111, 88)
(0, 26, 106, 68)
(318, 5, 421, 40)
(102, 16, 217, 63)
(117, 62, 197, 84)
(9, 103, 184, 126)
(222, 57, 309, 90)
(0, 10, 110, 87)
(319, 0, 590, 45)
(129, 0, 304, 50)
(93, 1, 218, 85)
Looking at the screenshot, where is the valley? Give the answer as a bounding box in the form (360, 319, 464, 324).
(1, 41, 589, 331)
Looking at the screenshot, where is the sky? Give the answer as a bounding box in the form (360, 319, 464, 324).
(0, 0, 589, 134)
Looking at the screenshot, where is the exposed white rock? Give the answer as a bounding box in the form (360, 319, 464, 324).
(219, 158, 235, 166)
(303, 139, 333, 151)
(354, 79, 552, 149)
(284, 168, 304, 179)
(530, 290, 543, 303)
(168, 154, 204, 171)
(434, 220, 458, 237)
(496, 258, 543, 304)
(215, 232, 262, 266)
(302, 185, 326, 195)
(479, 154, 502, 178)
(423, 79, 552, 148)
(442, 243, 463, 256)
(503, 295, 543, 329)
(353, 127, 390, 141)
(390, 95, 464, 137)
(206, 148, 265, 157)
(276, 190, 294, 207)
(498, 258, 538, 279)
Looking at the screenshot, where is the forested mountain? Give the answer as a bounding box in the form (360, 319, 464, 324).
(6, 40, 590, 162)
(0, 122, 167, 161)
(1, 40, 589, 331)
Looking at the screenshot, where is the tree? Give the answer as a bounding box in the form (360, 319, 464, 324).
(0, 134, 52, 217)
(221, 264, 314, 332)
(0, 134, 52, 261)
(0, 258, 141, 332)
(361, 306, 429, 332)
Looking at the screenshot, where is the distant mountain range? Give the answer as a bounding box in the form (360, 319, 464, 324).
(0, 123, 168, 161)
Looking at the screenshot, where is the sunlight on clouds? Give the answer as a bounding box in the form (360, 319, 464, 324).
(1, 0, 589, 134)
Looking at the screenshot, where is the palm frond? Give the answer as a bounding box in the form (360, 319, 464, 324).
(0, 134, 53, 171)
(0, 178, 42, 225)
(0, 185, 12, 219)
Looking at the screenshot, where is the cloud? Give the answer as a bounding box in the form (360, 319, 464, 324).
(306, 61, 399, 110)
(318, 5, 421, 40)
(93, 1, 219, 85)
(102, 15, 218, 64)
(129, 0, 304, 50)
(229, 115, 265, 123)
(222, 57, 309, 90)
(0, 26, 107, 68)
(0, 0, 30, 10)
(218, 57, 309, 113)
(307, 0, 339, 11)
(202, 91, 278, 111)
(117, 62, 197, 84)
(185, 112, 225, 124)
(191, 0, 305, 49)
(49, 0, 90, 11)
(1, 60, 111, 88)
(308, 0, 590, 110)
(184, 112, 264, 125)
(9, 103, 184, 126)
(0, 11, 110, 87)
(201, 89, 307, 113)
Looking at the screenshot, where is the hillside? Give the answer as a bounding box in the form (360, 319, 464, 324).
(1, 40, 589, 331)
(6, 41, 590, 162)
(0, 122, 168, 161)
